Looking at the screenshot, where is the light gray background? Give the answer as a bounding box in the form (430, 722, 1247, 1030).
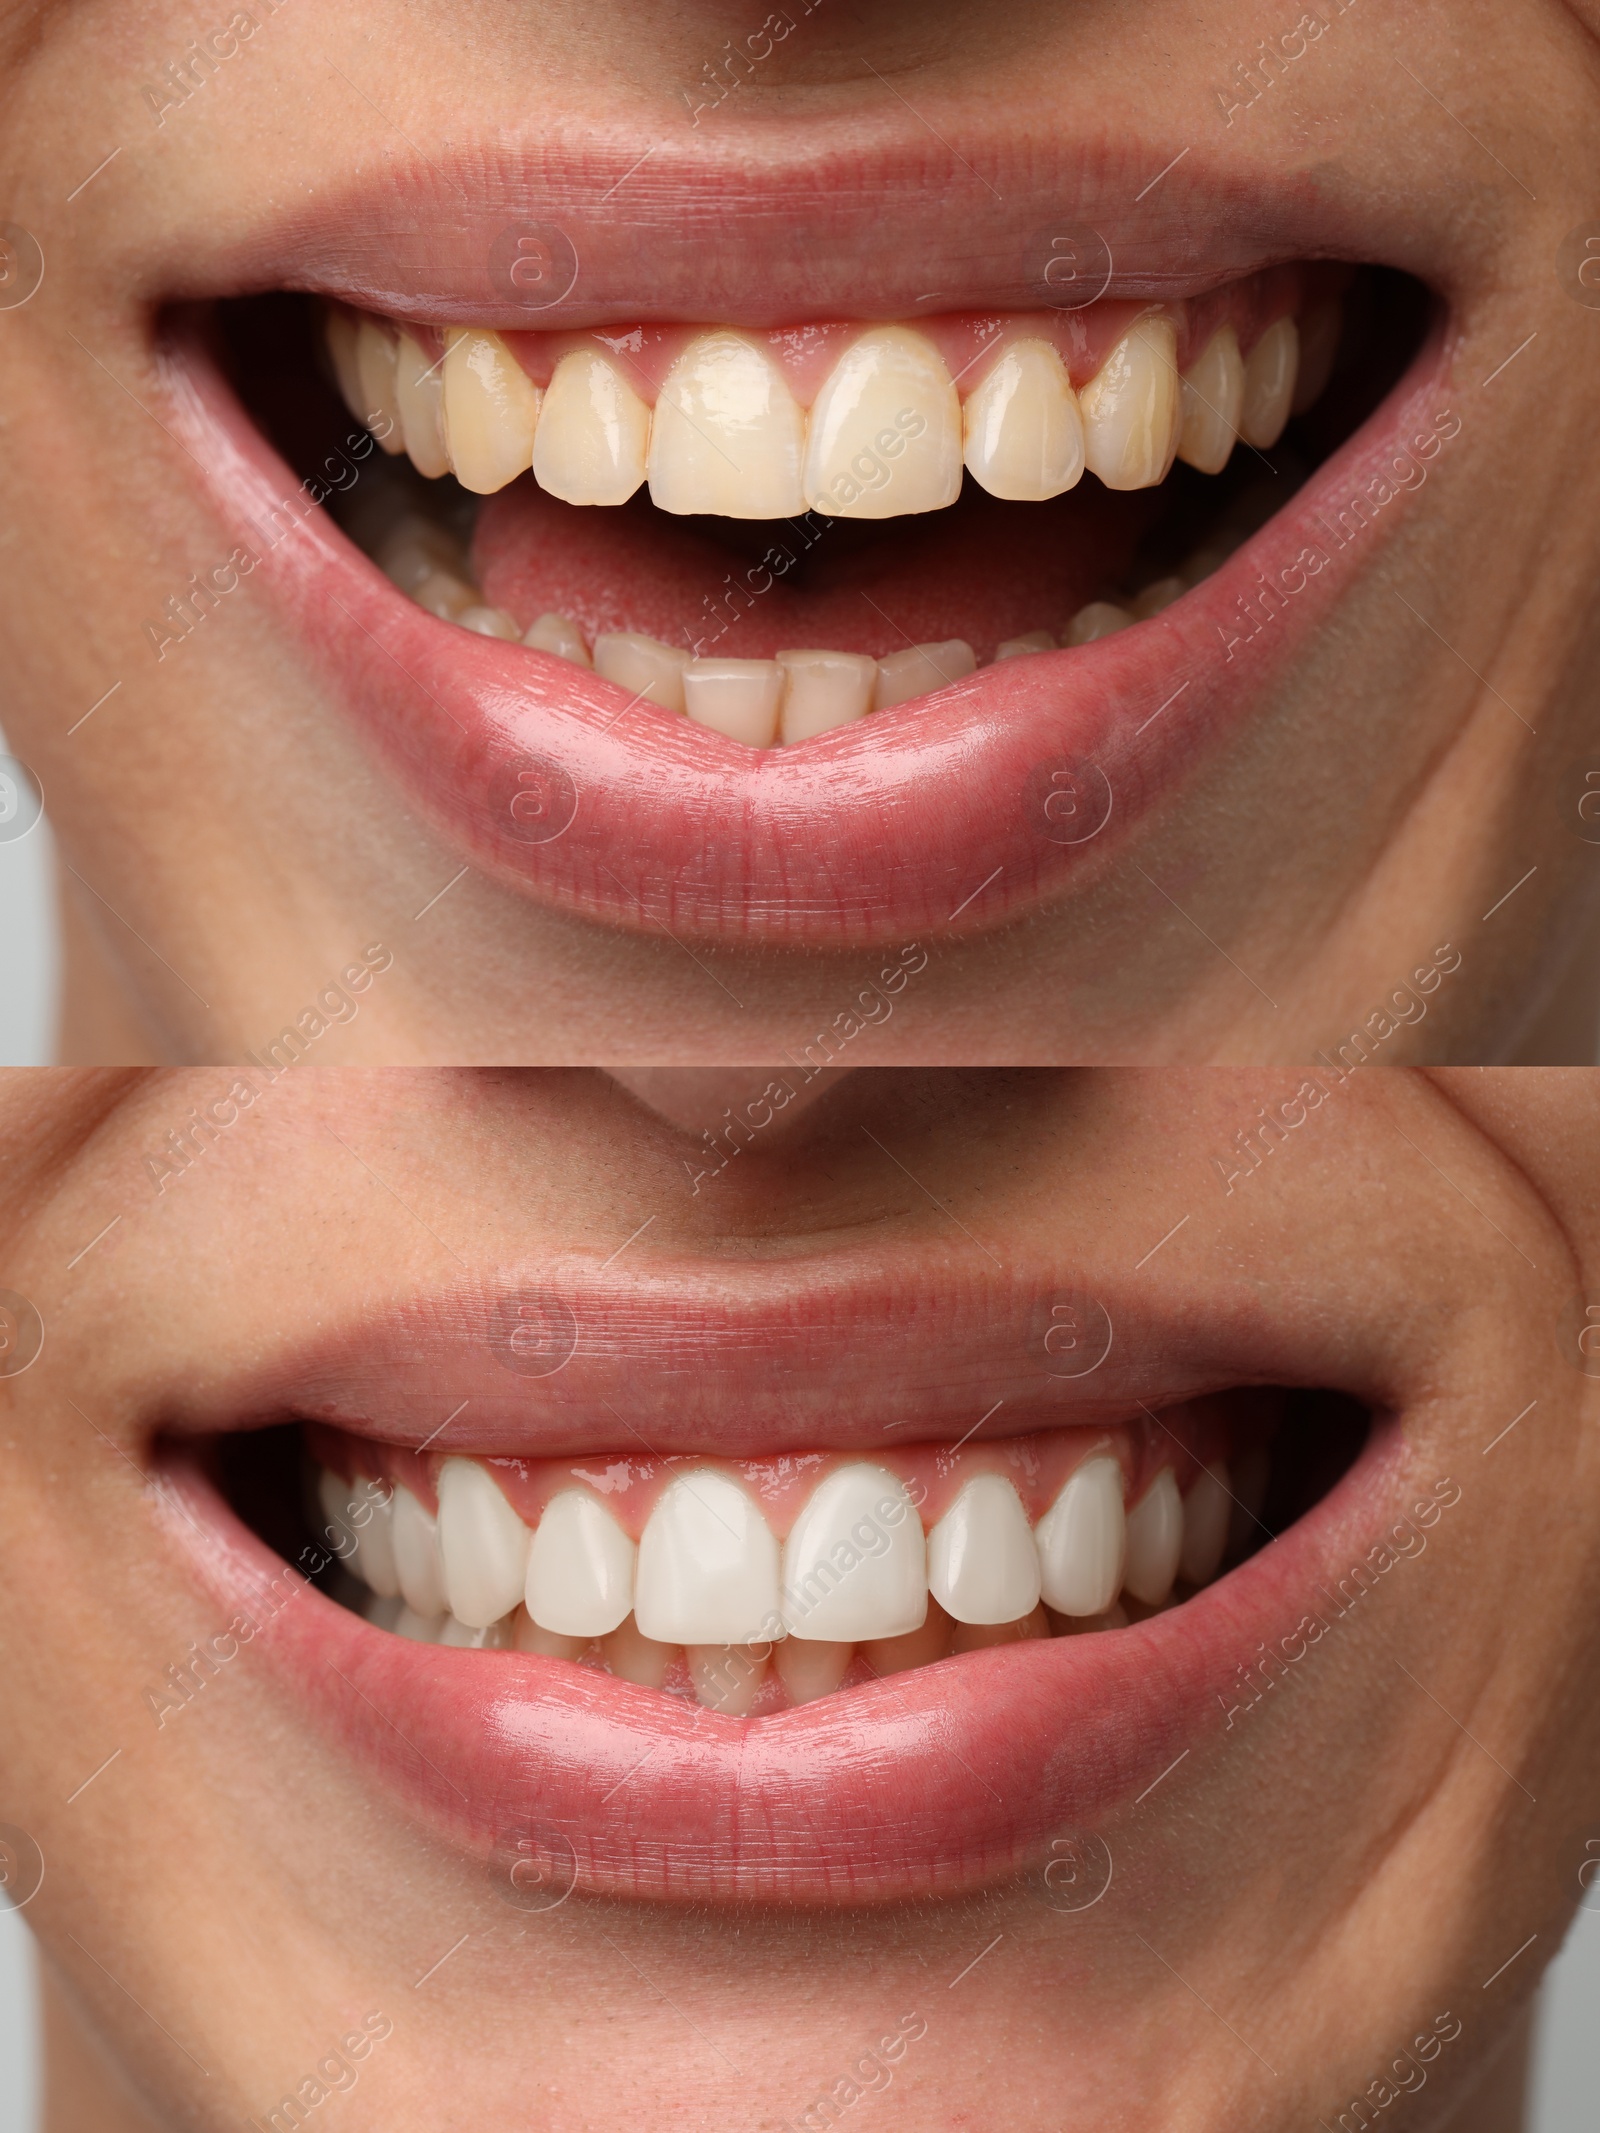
(1, 1896, 1598, 2127)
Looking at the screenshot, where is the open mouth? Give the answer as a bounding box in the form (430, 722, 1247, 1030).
(155, 153, 1439, 944)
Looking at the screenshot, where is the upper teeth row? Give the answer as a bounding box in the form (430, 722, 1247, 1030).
(327, 308, 1304, 518)
(319, 1451, 1235, 1656)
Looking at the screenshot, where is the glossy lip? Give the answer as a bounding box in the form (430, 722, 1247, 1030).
(143, 1252, 1413, 1904)
(146, 127, 1456, 946)
(158, 1412, 1405, 1906)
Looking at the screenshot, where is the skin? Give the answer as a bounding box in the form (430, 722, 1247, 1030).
(0, 3, 1598, 1062)
(0, 1065, 1596, 2131)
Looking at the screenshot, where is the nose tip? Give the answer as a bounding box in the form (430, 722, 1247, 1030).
(604, 1069, 851, 1135)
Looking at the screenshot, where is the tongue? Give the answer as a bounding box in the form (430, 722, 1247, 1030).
(473, 480, 1151, 662)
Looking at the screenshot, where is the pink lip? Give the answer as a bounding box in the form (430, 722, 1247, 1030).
(161, 1414, 1404, 1904)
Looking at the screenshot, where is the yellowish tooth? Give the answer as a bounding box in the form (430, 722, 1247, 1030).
(459, 604, 521, 640)
(994, 630, 1056, 660)
(513, 1610, 589, 1660)
(355, 318, 405, 454)
(442, 327, 542, 495)
(775, 649, 877, 743)
(601, 1614, 678, 1688)
(522, 612, 592, 666)
(963, 339, 1084, 501)
(803, 326, 962, 519)
(1131, 576, 1185, 618)
(682, 657, 784, 746)
(1240, 316, 1299, 447)
(648, 331, 806, 518)
(1079, 315, 1180, 490)
(325, 309, 365, 421)
(375, 515, 466, 592)
(774, 1638, 854, 1704)
(872, 640, 976, 712)
(687, 1644, 770, 1714)
(394, 331, 449, 478)
(532, 347, 649, 507)
(412, 569, 478, 622)
(1176, 325, 1244, 476)
(1291, 299, 1341, 413)
(1062, 601, 1133, 645)
(592, 632, 690, 712)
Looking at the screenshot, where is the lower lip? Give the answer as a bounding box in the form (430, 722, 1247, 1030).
(164, 1419, 1400, 1904)
(165, 310, 1449, 949)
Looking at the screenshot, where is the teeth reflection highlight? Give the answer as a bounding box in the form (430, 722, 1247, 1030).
(442, 327, 542, 495)
(928, 1475, 1041, 1625)
(782, 1464, 927, 1641)
(649, 331, 806, 518)
(636, 1470, 782, 1646)
(436, 1457, 531, 1629)
(533, 348, 650, 507)
(526, 1489, 637, 1638)
(803, 327, 961, 519)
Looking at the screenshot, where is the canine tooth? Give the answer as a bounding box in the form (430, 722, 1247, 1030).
(952, 1606, 1049, 1653)
(1181, 1461, 1232, 1586)
(1034, 1456, 1125, 1617)
(326, 309, 364, 420)
(782, 1463, 927, 1642)
(635, 1470, 782, 1646)
(682, 658, 783, 746)
(687, 1644, 770, 1715)
(1176, 325, 1244, 475)
(354, 319, 405, 453)
(512, 1611, 589, 1660)
(774, 1637, 854, 1704)
(533, 348, 650, 507)
(1122, 1469, 1183, 1606)
(412, 570, 478, 623)
(523, 612, 592, 665)
(442, 327, 542, 495)
(995, 631, 1056, 660)
(1292, 299, 1341, 412)
(861, 1598, 954, 1677)
(1131, 576, 1185, 618)
(1080, 315, 1180, 490)
(459, 605, 521, 640)
(391, 1484, 447, 1618)
(1240, 317, 1298, 448)
(436, 1458, 532, 1629)
(963, 339, 1084, 501)
(525, 1489, 636, 1639)
(648, 331, 806, 518)
(601, 1614, 678, 1689)
(872, 640, 976, 711)
(592, 632, 690, 712)
(776, 649, 877, 742)
(927, 1475, 1042, 1625)
(394, 332, 449, 478)
(1062, 601, 1132, 645)
(321, 1471, 400, 1598)
(803, 327, 962, 519)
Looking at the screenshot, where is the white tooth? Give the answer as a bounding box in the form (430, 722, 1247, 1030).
(1122, 1469, 1183, 1606)
(634, 1470, 782, 1646)
(1034, 1456, 1125, 1618)
(951, 1608, 1048, 1653)
(394, 331, 450, 478)
(927, 1475, 1042, 1626)
(394, 1605, 446, 1642)
(438, 1614, 511, 1649)
(1291, 299, 1341, 413)
(781, 1464, 927, 1642)
(1180, 1461, 1232, 1586)
(522, 612, 592, 665)
(687, 1644, 770, 1715)
(342, 1474, 400, 1598)
(459, 605, 521, 640)
(963, 339, 1084, 501)
(354, 319, 405, 452)
(1131, 576, 1185, 618)
(412, 570, 478, 623)
(391, 1483, 447, 1618)
(375, 515, 465, 592)
(513, 1610, 589, 1660)
(648, 331, 806, 518)
(803, 327, 963, 519)
(1239, 316, 1298, 448)
(532, 348, 650, 507)
(1176, 325, 1244, 476)
(776, 649, 877, 743)
(601, 1614, 677, 1689)
(1080, 316, 1180, 490)
(592, 632, 690, 712)
(872, 640, 976, 712)
(774, 1637, 854, 1705)
(682, 658, 784, 747)
(994, 631, 1056, 660)
(525, 1489, 636, 1639)
(325, 310, 365, 421)
(1062, 601, 1132, 646)
(318, 1468, 359, 1574)
(442, 327, 542, 495)
(436, 1458, 532, 1629)
(861, 1599, 954, 1677)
